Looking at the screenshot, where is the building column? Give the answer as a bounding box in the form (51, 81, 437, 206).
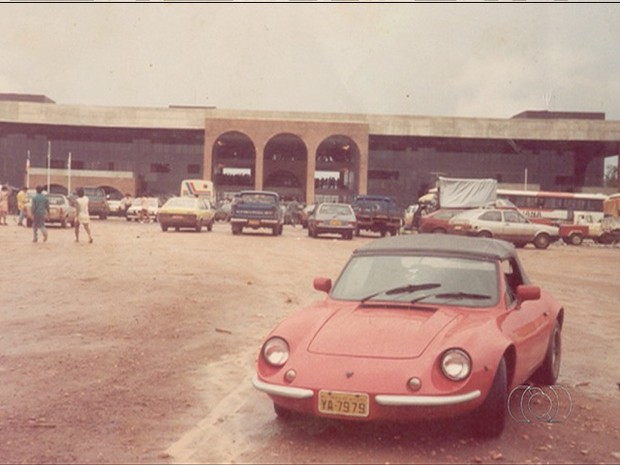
(255, 141, 264, 190)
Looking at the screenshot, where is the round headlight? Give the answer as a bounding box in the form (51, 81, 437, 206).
(262, 337, 289, 367)
(441, 349, 472, 381)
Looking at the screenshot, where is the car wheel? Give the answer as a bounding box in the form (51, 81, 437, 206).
(432, 228, 447, 234)
(175, 227, 180, 232)
(207, 220, 213, 232)
(61, 217, 67, 229)
(195, 221, 202, 232)
(477, 230, 492, 238)
(273, 402, 292, 419)
(569, 233, 583, 246)
(307, 227, 313, 237)
(531, 321, 562, 385)
(161, 225, 168, 232)
(232, 224, 242, 235)
(472, 358, 507, 439)
(533, 233, 551, 249)
(355, 227, 361, 237)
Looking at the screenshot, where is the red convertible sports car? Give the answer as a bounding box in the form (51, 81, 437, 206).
(252, 235, 564, 438)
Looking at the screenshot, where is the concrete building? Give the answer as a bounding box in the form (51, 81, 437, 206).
(1, 93, 619, 206)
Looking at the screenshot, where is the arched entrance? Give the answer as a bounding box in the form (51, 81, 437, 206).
(264, 133, 307, 201)
(315, 135, 359, 203)
(212, 131, 256, 200)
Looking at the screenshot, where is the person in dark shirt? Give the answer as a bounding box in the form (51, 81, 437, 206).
(31, 185, 49, 243)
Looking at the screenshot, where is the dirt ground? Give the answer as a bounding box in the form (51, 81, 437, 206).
(2, 217, 620, 464)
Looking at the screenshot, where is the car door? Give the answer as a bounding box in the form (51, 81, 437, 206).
(503, 209, 534, 244)
(498, 258, 552, 382)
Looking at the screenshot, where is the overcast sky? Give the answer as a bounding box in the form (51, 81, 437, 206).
(1, 4, 619, 128)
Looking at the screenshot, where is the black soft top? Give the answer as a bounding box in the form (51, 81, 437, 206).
(354, 234, 517, 262)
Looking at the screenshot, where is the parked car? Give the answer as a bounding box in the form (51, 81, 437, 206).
(72, 186, 109, 220)
(351, 194, 402, 237)
(214, 199, 233, 222)
(26, 193, 76, 228)
(418, 208, 467, 234)
(307, 203, 357, 240)
(157, 196, 215, 232)
(300, 203, 316, 229)
(252, 235, 563, 438)
(449, 207, 560, 249)
(229, 190, 284, 236)
(126, 197, 161, 222)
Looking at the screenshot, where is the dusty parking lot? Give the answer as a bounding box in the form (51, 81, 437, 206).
(1, 217, 620, 464)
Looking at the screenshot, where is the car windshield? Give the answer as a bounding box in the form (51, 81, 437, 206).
(331, 254, 499, 308)
(318, 204, 352, 216)
(166, 197, 198, 208)
(48, 196, 65, 206)
(240, 193, 276, 204)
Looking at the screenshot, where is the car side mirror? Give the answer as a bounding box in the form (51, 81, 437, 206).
(516, 284, 541, 303)
(313, 277, 332, 294)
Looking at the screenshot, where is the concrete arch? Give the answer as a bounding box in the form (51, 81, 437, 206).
(212, 131, 256, 199)
(263, 133, 307, 201)
(315, 135, 360, 203)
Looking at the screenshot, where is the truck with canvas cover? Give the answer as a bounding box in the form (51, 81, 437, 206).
(437, 177, 498, 208)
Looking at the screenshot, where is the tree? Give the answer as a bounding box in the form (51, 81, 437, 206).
(604, 163, 619, 188)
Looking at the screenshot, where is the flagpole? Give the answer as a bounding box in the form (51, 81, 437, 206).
(47, 141, 51, 192)
(67, 152, 72, 194)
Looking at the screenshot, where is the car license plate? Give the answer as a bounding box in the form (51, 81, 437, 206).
(318, 390, 369, 418)
(329, 220, 342, 226)
(249, 220, 260, 226)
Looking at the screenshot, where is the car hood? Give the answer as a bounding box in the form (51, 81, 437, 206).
(307, 304, 457, 359)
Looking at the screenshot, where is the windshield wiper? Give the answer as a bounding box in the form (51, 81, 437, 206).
(361, 283, 441, 303)
(410, 291, 492, 304)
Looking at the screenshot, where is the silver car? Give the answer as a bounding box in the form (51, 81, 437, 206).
(307, 202, 357, 240)
(448, 207, 560, 249)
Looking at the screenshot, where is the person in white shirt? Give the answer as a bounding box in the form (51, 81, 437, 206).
(74, 187, 93, 243)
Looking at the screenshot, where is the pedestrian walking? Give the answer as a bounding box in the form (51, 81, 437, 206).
(0, 185, 9, 225)
(31, 185, 49, 242)
(119, 192, 133, 218)
(17, 186, 28, 226)
(74, 187, 93, 243)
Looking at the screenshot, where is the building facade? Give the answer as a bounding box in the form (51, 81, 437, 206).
(1, 94, 619, 207)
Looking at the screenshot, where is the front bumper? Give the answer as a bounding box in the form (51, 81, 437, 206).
(252, 375, 481, 408)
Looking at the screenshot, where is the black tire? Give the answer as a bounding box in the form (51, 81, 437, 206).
(531, 321, 562, 385)
(273, 403, 292, 419)
(472, 358, 507, 439)
(61, 217, 67, 229)
(477, 230, 492, 238)
(355, 227, 361, 237)
(161, 225, 168, 232)
(195, 221, 202, 232)
(569, 233, 583, 246)
(232, 224, 242, 235)
(533, 233, 551, 249)
(175, 227, 180, 232)
(207, 220, 213, 232)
